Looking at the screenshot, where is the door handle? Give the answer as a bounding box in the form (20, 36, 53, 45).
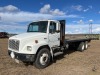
(58, 38, 60, 40)
(44, 38, 47, 39)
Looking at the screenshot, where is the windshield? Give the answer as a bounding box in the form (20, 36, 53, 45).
(27, 21, 48, 33)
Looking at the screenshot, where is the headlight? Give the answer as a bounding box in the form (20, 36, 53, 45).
(27, 46, 32, 51)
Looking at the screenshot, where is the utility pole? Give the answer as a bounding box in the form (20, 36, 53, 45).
(89, 20, 93, 39)
(89, 20, 93, 34)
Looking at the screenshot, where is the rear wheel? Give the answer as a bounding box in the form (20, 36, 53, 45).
(34, 48, 51, 69)
(84, 41, 88, 50)
(77, 42, 85, 52)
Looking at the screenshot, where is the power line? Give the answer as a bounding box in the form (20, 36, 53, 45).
(89, 20, 93, 34)
(89, 23, 92, 34)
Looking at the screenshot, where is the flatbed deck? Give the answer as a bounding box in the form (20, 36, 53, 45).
(65, 38, 91, 43)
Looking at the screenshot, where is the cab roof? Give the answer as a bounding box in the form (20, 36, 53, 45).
(32, 20, 60, 23)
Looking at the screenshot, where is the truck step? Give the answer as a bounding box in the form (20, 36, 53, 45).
(54, 52, 63, 56)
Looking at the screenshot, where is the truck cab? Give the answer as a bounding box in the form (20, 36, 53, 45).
(8, 20, 65, 68)
(8, 20, 91, 69)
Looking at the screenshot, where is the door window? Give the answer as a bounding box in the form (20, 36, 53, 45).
(49, 21, 56, 33)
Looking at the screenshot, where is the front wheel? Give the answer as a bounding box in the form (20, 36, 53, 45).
(34, 48, 51, 69)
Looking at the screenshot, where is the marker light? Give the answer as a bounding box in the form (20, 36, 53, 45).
(35, 40, 38, 43)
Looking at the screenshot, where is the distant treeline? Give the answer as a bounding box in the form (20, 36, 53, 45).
(0, 32, 17, 38)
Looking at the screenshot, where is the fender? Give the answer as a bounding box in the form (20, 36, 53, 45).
(20, 40, 53, 57)
(34, 41, 54, 58)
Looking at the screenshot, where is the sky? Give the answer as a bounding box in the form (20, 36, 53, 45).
(0, 0, 100, 34)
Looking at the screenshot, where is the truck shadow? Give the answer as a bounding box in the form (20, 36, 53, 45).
(53, 45, 91, 63)
(52, 47, 77, 63)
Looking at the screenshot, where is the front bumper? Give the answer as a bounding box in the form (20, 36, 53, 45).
(8, 50, 35, 62)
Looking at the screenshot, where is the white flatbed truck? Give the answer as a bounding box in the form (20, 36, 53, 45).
(8, 20, 91, 68)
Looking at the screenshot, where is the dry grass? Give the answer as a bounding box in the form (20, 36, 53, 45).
(0, 39, 100, 75)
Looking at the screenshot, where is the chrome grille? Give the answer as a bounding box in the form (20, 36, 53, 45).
(9, 40, 19, 51)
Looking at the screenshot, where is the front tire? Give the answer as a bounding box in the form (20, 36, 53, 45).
(34, 48, 51, 69)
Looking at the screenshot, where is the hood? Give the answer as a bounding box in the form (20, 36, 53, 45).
(10, 32, 47, 40)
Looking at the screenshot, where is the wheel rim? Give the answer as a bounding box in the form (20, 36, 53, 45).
(85, 44, 88, 49)
(82, 45, 84, 50)
(40, 53, 49, 65)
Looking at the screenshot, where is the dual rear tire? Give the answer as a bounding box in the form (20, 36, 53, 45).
(77, 41, 88, 52)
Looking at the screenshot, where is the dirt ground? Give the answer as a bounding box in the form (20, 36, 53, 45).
(0, 39, 100, 75)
